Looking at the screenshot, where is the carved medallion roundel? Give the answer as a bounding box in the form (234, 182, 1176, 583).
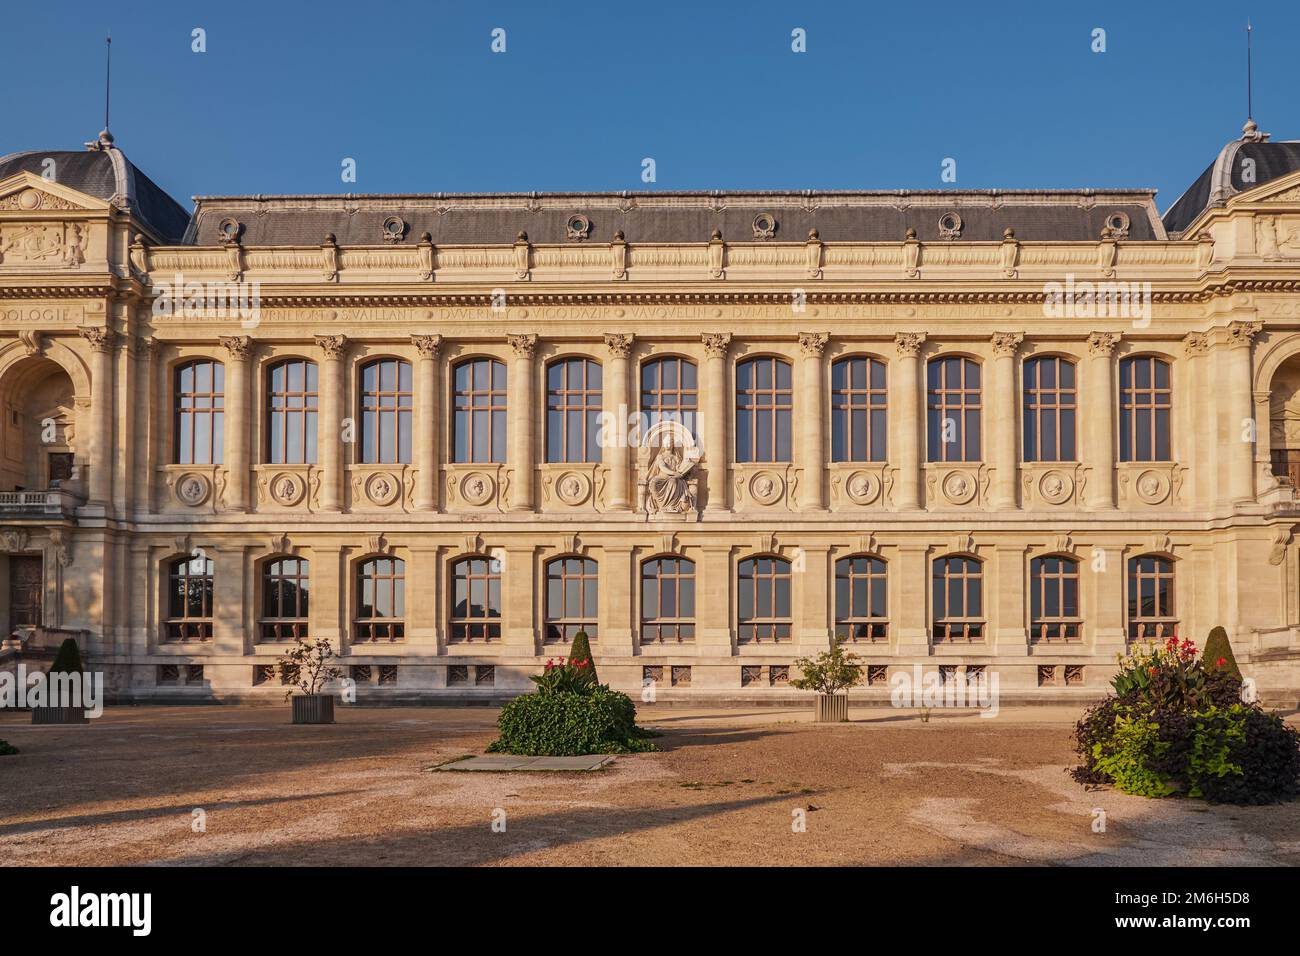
(941, 470, 977, 505)
(845, 471, 881, 505)
(365, 472, 401, 506)
(176, 473, 211, 507)
(460, 472, 495, 506)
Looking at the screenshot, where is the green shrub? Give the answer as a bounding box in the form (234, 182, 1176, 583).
(0, 740, 17, 756)
(1202, 626, 1242, 682)
(49, 638, 83, 675)
(791, 639, 863, 695)
(1186, 706, 1246, 799)
(1194, 708, 1300, 805)
(568, 631, 598, 688)
(1090, 714, 1176, 798)
(489, 686, 657, 756)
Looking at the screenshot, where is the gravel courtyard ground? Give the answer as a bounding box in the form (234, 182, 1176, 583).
(1, 704, 1298, 866)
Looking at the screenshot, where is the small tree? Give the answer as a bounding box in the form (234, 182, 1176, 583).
(791, 639, 863, 695)
(276, 636, 342, 701)
(48, 638, 83, 675)
(568, 631, 599, 688)
(1203, 626, 1242, 681)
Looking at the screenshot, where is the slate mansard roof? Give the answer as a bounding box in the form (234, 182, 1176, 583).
(185, 190, 1165, 246)
(0, 139, 191, 244)
(1162, 126, 1300, 236)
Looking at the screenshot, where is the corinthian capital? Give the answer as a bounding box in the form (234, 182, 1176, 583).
(990, 331, 1024, 357)
(411, 333, 443, 358)
(603, 333, 634, 358)
(219, 334, 253, 359)
(78, 325, 117, 353)
(701, 332, 732, 358)
(1225, 320, 1263, 349)
(314, 334, 348, 360)
(1086, 331, 1120, 357)
(894, 332, 926, 358)
(507, 333, 537, 358)
(798, 332, 829, 357)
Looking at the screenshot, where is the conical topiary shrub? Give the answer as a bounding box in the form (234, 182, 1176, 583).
(568, 631, 598, 688)
(49, 637, 83, 675)
(1203, 626, 1242, 681)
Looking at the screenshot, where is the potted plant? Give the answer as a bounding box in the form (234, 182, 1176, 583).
(792, 639, 863, 723)
(277, 636, 342, 724)
(31, 637, 90, 725)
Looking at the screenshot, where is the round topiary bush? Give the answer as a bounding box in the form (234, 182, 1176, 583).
(488, 685, 657, 756)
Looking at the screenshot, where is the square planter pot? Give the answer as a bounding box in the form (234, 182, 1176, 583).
(814, 693, 848, 723)
(291, 694, 335, 724)
(31, 706, 89, 725)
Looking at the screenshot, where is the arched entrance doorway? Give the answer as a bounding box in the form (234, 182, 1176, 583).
(0, 355, 81, 493)
(1269, 353, 1300, 488)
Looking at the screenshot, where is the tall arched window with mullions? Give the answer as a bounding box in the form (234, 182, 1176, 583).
(164, 554, 214, 642)
(449, 555, 502, 643)
(834, 555, 888, 641)
(926, 357, 981, 462)
(735, 357, 793, 463)
(640, 557, 695, 643)
(1029, 555, 1080, 642)
(173, 359, 224, 464)
(640, 356, 698, 439)
(1022, 356, 1077, 462)
(452, 358, 507, 463)
(544, 556, 598, 643)
(260, 556, 310, 642)
(931, 555, 984, 642)
(358, 359, 412, 464)
(266, 359, 319, 464)
(546, 358, 602, 463)
(737, 556, 792, 643)
(1127, 554, 1176, 640)
(354, 556, 405, 642)
(830, 357, 887, 462)
(1119, 356, 1172, 462)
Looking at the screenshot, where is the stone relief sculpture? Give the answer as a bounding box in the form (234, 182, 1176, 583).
(639, 422, 701, 518)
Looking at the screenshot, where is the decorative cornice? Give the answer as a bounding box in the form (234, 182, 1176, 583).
(1086, 331, 1120, 357)
(411, 333, 443, 358)
(507, 332, 537, 357)
(314, 334, 348, 359)
(602, 333, 634, 358)
(797, 331, 829, 357)
(701, 332, 732, 358)
(894, 331, 927, 357)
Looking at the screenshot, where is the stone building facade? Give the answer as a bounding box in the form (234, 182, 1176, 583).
(2, 125, 1300, 703)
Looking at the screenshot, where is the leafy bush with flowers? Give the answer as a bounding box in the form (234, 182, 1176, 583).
(487, 641, 657, 756)
(1071, 631, 1300, 804)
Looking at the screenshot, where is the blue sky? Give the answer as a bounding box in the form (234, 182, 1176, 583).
(4, 1, 1298, 215)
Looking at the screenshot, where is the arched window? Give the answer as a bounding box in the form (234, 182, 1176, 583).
(1023, 356, 1077, 462)
(165, 554, 214, 642)
(452, 358, 507, 464)
(449, 555, 501, 642)
(736, 357, 793, 463)
(737, 556, 792, 643)
(173, 359, 224, 464)
(355, 556, 405, 642)
(1127, 555, 1176, 640)
(926, 357, 981, 462)
(834, 555, 888, 641)
(1119, 356, 1172, 462)
(544, 556, 598, 642)
(359, 359, 412, 464)
(831, 357, 887, 462)
(641, 357, 698, 438)
(260, 556, 310, 641)
(932, 555, 983, 641)
(1030, 555, 1080, 642)
(266, 359, 319, 464)
(546, 358, 602, 463)
(641, 557, 695, 643)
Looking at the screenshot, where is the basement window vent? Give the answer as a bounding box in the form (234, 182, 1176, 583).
(253, 664, 275, 686)
(475, 665, 495, 687)
(768, 665, 790, 686)
(671, 665, 692, 687)
(157, 664, 180, 685)
(379, 665, 398, 686)
(1037, 665, 1058, 687)
(447, 665, 469, 686)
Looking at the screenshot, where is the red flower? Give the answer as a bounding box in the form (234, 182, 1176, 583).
(1216, 657, 1227, 667)
(1149, 666, 1158, 675)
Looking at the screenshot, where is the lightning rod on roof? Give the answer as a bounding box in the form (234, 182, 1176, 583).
(87, 35, 115, 150)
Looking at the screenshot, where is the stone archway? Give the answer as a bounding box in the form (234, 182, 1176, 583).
(0, 354, 81, 492)
(1268, 353, 1300, 487)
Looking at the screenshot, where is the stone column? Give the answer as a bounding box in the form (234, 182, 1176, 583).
(893, 544, 930, 652)
(132, 336, 158, 514)
(989, 332, 1023, 509)
(602, 333, 634, 510)
(698, 545, 732, 652)
(796, 544, 831, 650)
(892, 333, 926, 510)
(701, 333, 731, 512)
(218, 335, 253, 512)
(1182, 332, 1212, 506)
(503, 545, 538, 652)
(411, 334, 443, 511)
(1254, 388, 1274, 493)
(79, 325, 117, 507)
(1224, 320, 1263, 505)
(1084, 332, 1119, 510)
(600, 544, 634, 655)
(507, 333, 537, 512)
(797, 332, 828, 511)
(314, 334, 348, 512)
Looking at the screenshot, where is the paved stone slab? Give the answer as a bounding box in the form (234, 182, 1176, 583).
(434, 754, 614, 772)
